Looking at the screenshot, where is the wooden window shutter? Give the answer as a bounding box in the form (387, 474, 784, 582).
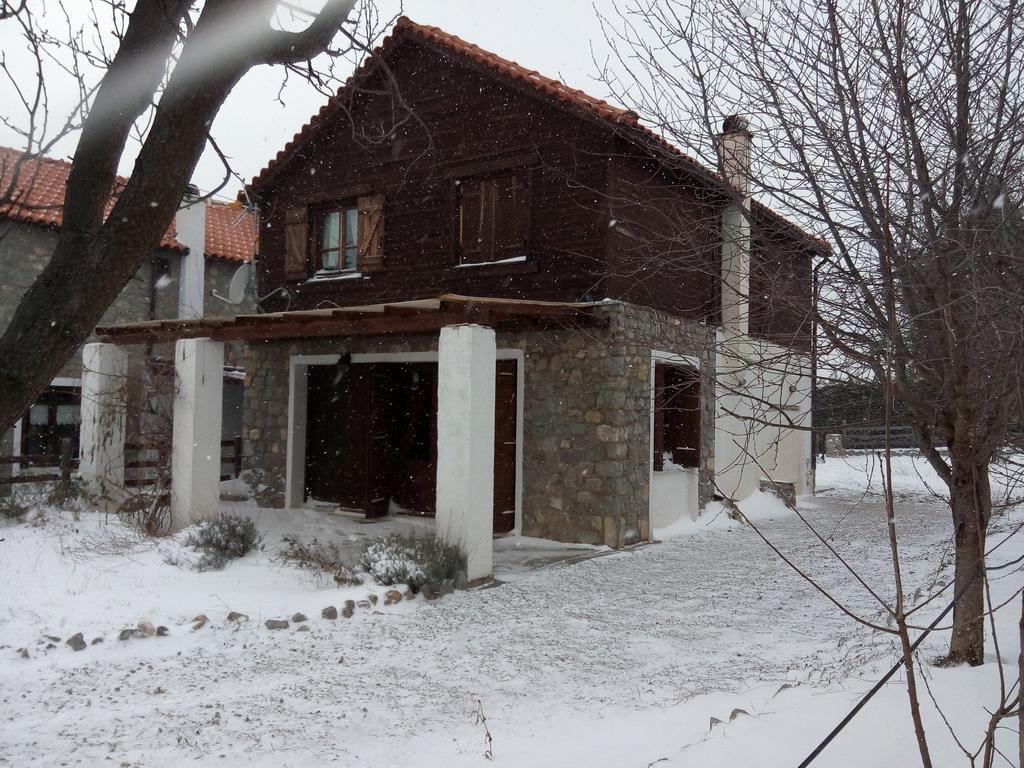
(494, 171, 529, 259)
(357, 194, 385, 272)
(653, 363, 665, 471)
(283, 207, 310, 280)
(480, 178, 497, 260)
(459, 180, 485, 262)
(510, 171, 530, 249)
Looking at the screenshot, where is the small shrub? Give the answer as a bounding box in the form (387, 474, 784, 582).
(359, 533, 465, 590)
(275, 536, 363, 585)
(117, 491, 170, 537)
(46, 478, 87, 508)
(184, 514, 261, 571)
(0, 494, 29, 521)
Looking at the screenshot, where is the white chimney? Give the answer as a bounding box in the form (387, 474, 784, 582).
(176, 185, 206, 319)
(718, 114, 752, 339)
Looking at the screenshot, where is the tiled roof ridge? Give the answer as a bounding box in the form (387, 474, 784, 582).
(397, 17, 642, 127)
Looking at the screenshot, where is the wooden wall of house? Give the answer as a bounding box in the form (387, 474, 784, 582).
(604, 149, 722, 325)
(749, 227, 814, 351)
(605, 149, 813, 351)
(254, 39, 614, 310)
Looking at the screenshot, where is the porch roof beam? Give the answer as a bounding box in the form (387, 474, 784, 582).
(95, 298, 608, 346)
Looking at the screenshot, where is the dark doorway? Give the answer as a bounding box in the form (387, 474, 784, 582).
(653, 363, 701, 471)
(383, 363, 439, 516)
(493, 360, 518, 533)
(304, 359, 518, 531)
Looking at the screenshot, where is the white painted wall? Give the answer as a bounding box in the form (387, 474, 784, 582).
(710, 118, 814, 502)
(651, 466, 699, 529)
(79, 343, 127, 504)
(719, 121, 752, 341)
(435, 324, 496, 581)
(171, 338, 224, 529)
(714, 334, 813, 501)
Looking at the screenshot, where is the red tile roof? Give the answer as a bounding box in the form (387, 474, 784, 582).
(204, 200, 257, 262)
(248, 16, 824, 250)
(0, 146, 254, 261)
(408, 18, 642, 128)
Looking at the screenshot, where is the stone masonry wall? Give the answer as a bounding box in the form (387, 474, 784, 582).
(0, 222, 154, 380)
(0, 221, 253, 376)
(241, 302, 715, 548)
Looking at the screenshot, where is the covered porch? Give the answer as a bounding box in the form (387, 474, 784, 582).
(88, 295, 607, 581)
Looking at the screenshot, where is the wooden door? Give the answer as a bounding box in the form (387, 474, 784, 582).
(304, 363, 373, 511)
(493, 359, 518, 533)
(306, 360, 518, 529)
(385, 363, 438, 515)
(365, 365, 396, 518)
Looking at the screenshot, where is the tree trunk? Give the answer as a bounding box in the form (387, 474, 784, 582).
(945, 459, 990, 666)
(0, 0, 356, 433)
(1018, 592, 1023, 768)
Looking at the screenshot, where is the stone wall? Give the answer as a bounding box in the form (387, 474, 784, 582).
(0, 220, 253, 376)
(241, 301, 716, 548)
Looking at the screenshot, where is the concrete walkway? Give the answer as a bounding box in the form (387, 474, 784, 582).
(224, 500, 611, 582)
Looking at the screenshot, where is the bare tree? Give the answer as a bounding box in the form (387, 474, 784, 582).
(0, 0, 386, 433)
(598, 0, 1024, 666)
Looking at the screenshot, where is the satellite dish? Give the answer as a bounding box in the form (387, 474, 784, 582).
(227, 262, 253, 305)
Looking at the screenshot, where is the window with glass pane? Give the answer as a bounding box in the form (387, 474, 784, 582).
(319, 205, 359, 271)
(21, 387, 81, 463)
(343, 207, 358, 270)
(24, 404, 50, 456)
(320, 210, 341, 269)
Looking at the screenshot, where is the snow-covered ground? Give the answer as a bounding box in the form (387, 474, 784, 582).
(0, 455, 1021, 767)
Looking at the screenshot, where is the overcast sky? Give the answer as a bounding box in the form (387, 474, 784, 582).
(0, 1, 623, 198)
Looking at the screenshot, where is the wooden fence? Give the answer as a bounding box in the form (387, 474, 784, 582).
(841, 425, 918, 450)
(0, 438, 76, 486)
(838, 426, 1017, 452)
(125, 436, 243, 489)
(0, 436, 242, 488)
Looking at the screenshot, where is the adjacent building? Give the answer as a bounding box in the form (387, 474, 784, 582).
(0, 146, 255, 472)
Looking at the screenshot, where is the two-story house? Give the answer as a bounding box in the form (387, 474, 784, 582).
(91, 18, 817, 573)
(0, 146, 256, 473)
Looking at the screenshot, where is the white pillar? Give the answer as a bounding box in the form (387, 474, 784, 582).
(171, 337, 224, 529)
(436, 324, 496, 582)
(79, 343, 128, 504)
(719, 115, 752, 340)
(176, 192, 206, 319)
